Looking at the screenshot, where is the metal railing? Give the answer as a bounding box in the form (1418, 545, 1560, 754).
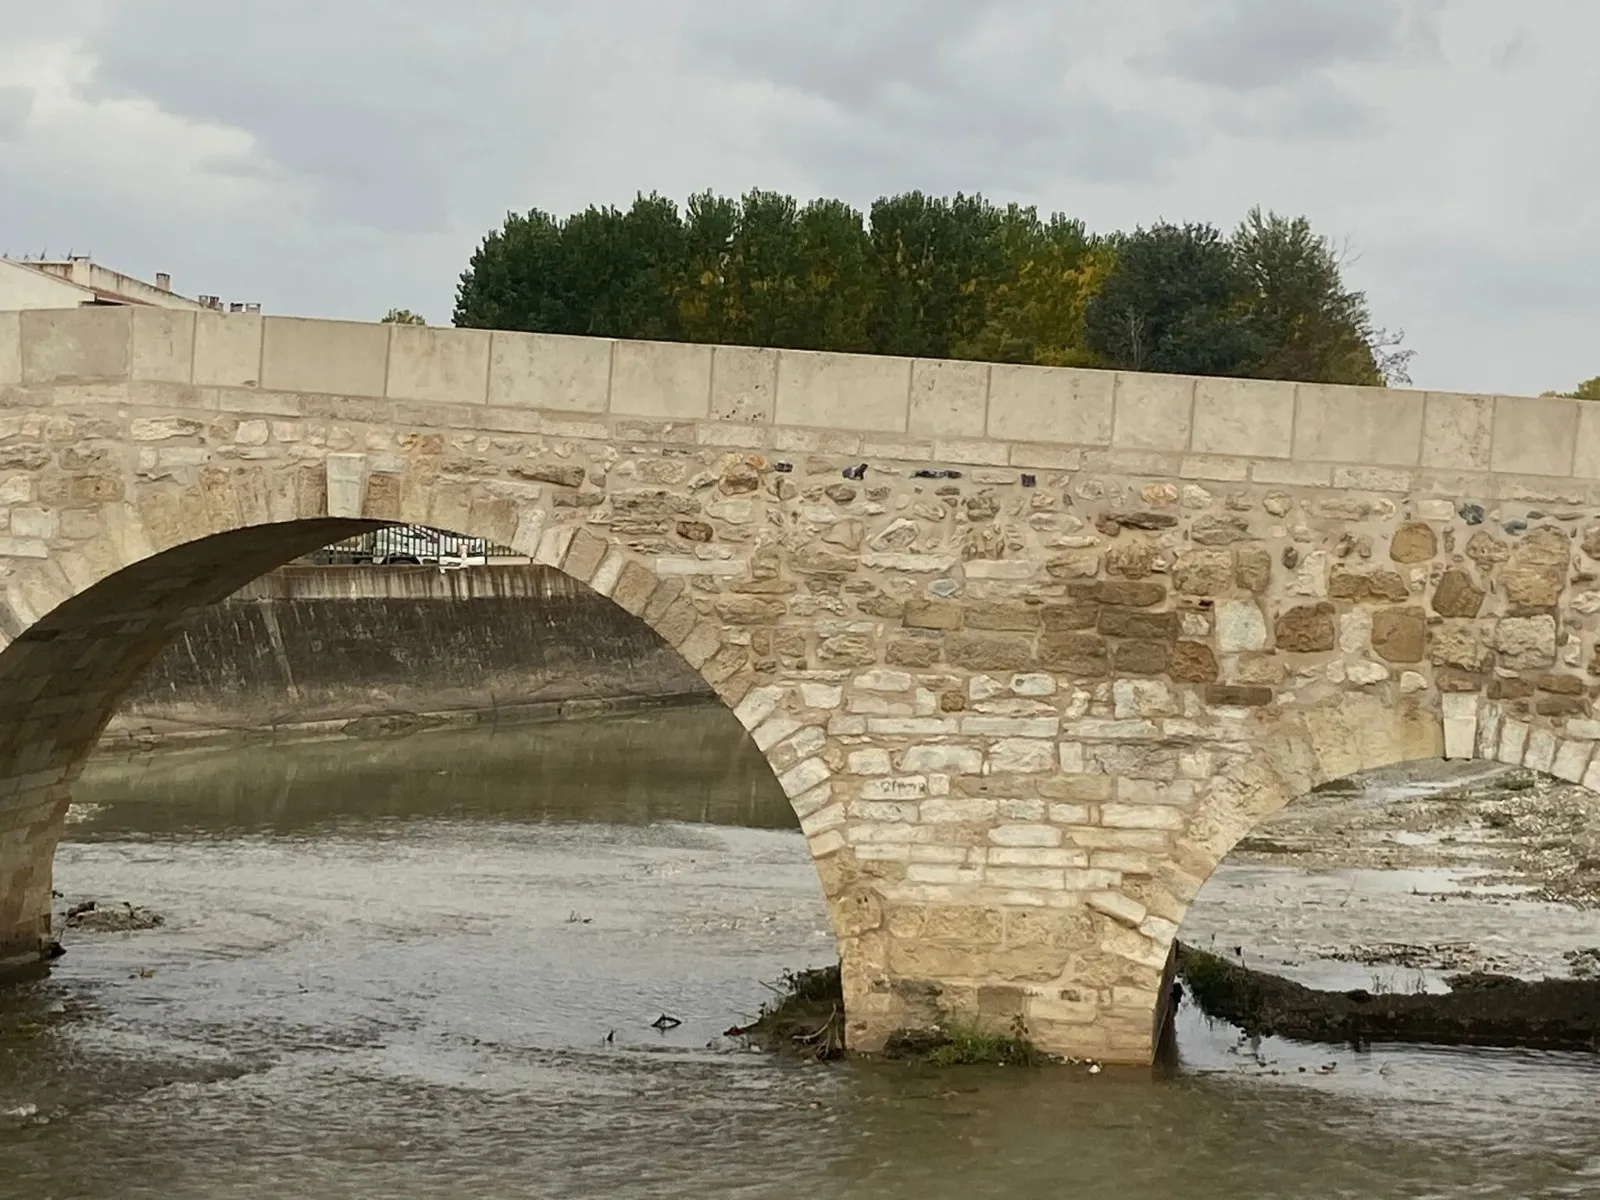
(304, 525, 518, 567)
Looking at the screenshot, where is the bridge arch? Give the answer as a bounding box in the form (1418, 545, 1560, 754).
(0, 482, 867, 1012)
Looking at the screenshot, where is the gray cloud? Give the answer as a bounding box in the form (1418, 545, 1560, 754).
(0, 86, 31, 140)
(682, 0, 1192, 191)
(83, 0, 580, 233)
(1156, 0, 1440, 91)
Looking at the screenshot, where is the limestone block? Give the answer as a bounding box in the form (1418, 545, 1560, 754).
(0, 310, 18, 386)
(1190, 377, 1294, 458)
(1552, 740, 1594, 783)
(20, 307, 130, 384)
(1441, 693, 1478, 760)
(1421, 392, 1493, 470)
(488, 330, 611, 412)
(1294, 383, 1423, 466)
(1524, 728, 1558, 774)
(1497, 719, 1529, 766)
(130, 309, 195, 384)
(908, 358, 988, 437)
(775, 348, 910, 432)
(192, 312, 262, 387)
(1495, 615, 1557, 669)
(1490, 394, 1577, 476)
(1215, 599, 1267, 653)
(378, 324, 487, 405)
(1173, 549, 1232, 596)
(1111, 372, 1194, 451)
(986, 739, 1057, 774)
(261, 316, 388, 396)
(709, 346, 776, 422)
(325, 454, 365, 518)
(609, 339, 712, 418)
(1573, 402, 1600, 479)
(987, 363, 1114, 446)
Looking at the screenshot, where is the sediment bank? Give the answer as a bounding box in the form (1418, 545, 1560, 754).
(1176, 943, 1600, 1053)
(99, 563, 711, 755)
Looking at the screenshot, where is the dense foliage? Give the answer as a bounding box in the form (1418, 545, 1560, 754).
(454, 191, 1412, 385)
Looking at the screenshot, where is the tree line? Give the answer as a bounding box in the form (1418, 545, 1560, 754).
(450, 191, 1413, 386)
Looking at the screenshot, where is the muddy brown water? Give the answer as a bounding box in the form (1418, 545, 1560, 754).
(3, 706, 1600, 1198)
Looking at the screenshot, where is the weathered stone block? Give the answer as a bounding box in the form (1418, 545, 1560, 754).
(1040, 601, 1099, 631)
(1097, 609, 1178, 640)
(1274, 602, 1337, 653)
(1190, 515, 1252, 545)
(946, 633, 1033, 672)
(1113, 641, 1171, 676)
(1086, 581, 1166, 608)
(1496, 615, 1558, 669)
(1503, 527, 1569, 609)
(1371, 606, 1426, 663)
(1173, 549, 1232, 596)
(1105, 540, 1160, 579)
(1037, 633, 1109, 677)
(1215, 599, 1267, 653)
(1235, 546, 1271, 593)
(1169, 641, 1219, 682)
(886, 637, 942, 668)
(904, 599, 963, 630)
(1204, 684, 1273, 707)
(1388, 521, 1437, 563)
(1431, 568, 1485, 618)
(963, 601, 1041, 632)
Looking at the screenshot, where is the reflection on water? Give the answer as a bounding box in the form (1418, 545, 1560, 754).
(2, 706, 1599, 1199)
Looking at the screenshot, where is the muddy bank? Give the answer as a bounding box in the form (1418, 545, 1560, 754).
(1176, 943, 1600, 1053)
(1234, 760, 1600, 909)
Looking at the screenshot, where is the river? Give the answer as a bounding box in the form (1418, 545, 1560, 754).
(2, 706, 1599, 1198)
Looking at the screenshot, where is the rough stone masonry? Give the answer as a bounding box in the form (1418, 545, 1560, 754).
(2, 305, 1600, 1064)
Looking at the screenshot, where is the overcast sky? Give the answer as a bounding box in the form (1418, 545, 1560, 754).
(0, 0, 1594, 396)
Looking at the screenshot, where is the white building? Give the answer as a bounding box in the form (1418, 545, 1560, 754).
(0, 255, 258, 313)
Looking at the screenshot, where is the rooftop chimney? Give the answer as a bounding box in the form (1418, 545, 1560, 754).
(155, 272, 171, 292)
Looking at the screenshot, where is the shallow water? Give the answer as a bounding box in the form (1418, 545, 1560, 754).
(3, 706, 1600, 1199)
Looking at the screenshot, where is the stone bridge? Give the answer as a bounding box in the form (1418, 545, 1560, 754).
(1, 305, 1598, 1064)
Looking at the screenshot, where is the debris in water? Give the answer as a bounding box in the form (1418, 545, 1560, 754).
(651, 1013, 681, 1031)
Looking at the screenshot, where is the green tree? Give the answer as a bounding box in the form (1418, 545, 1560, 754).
(865, 192, 1006, 359)
(958, 207, 1108, 367)
(1230, 207, 1408, 386)
(1083, 222, 1260, 376)
(453, 208, 566, 330)
(382, 308, 427, 325)
(1565, 377, 1600, 400)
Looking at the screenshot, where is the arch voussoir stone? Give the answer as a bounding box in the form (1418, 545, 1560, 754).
(6, 307, 1600, 1061)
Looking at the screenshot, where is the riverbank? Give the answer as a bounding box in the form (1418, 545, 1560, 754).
(100, 563, 712, 755)
(1176, 943, 1600, 1052)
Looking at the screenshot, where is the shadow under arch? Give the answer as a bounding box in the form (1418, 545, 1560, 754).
(0, 515, 838, 979)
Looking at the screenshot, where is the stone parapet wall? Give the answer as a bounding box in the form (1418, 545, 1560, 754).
(3, 307, 1597, 497)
